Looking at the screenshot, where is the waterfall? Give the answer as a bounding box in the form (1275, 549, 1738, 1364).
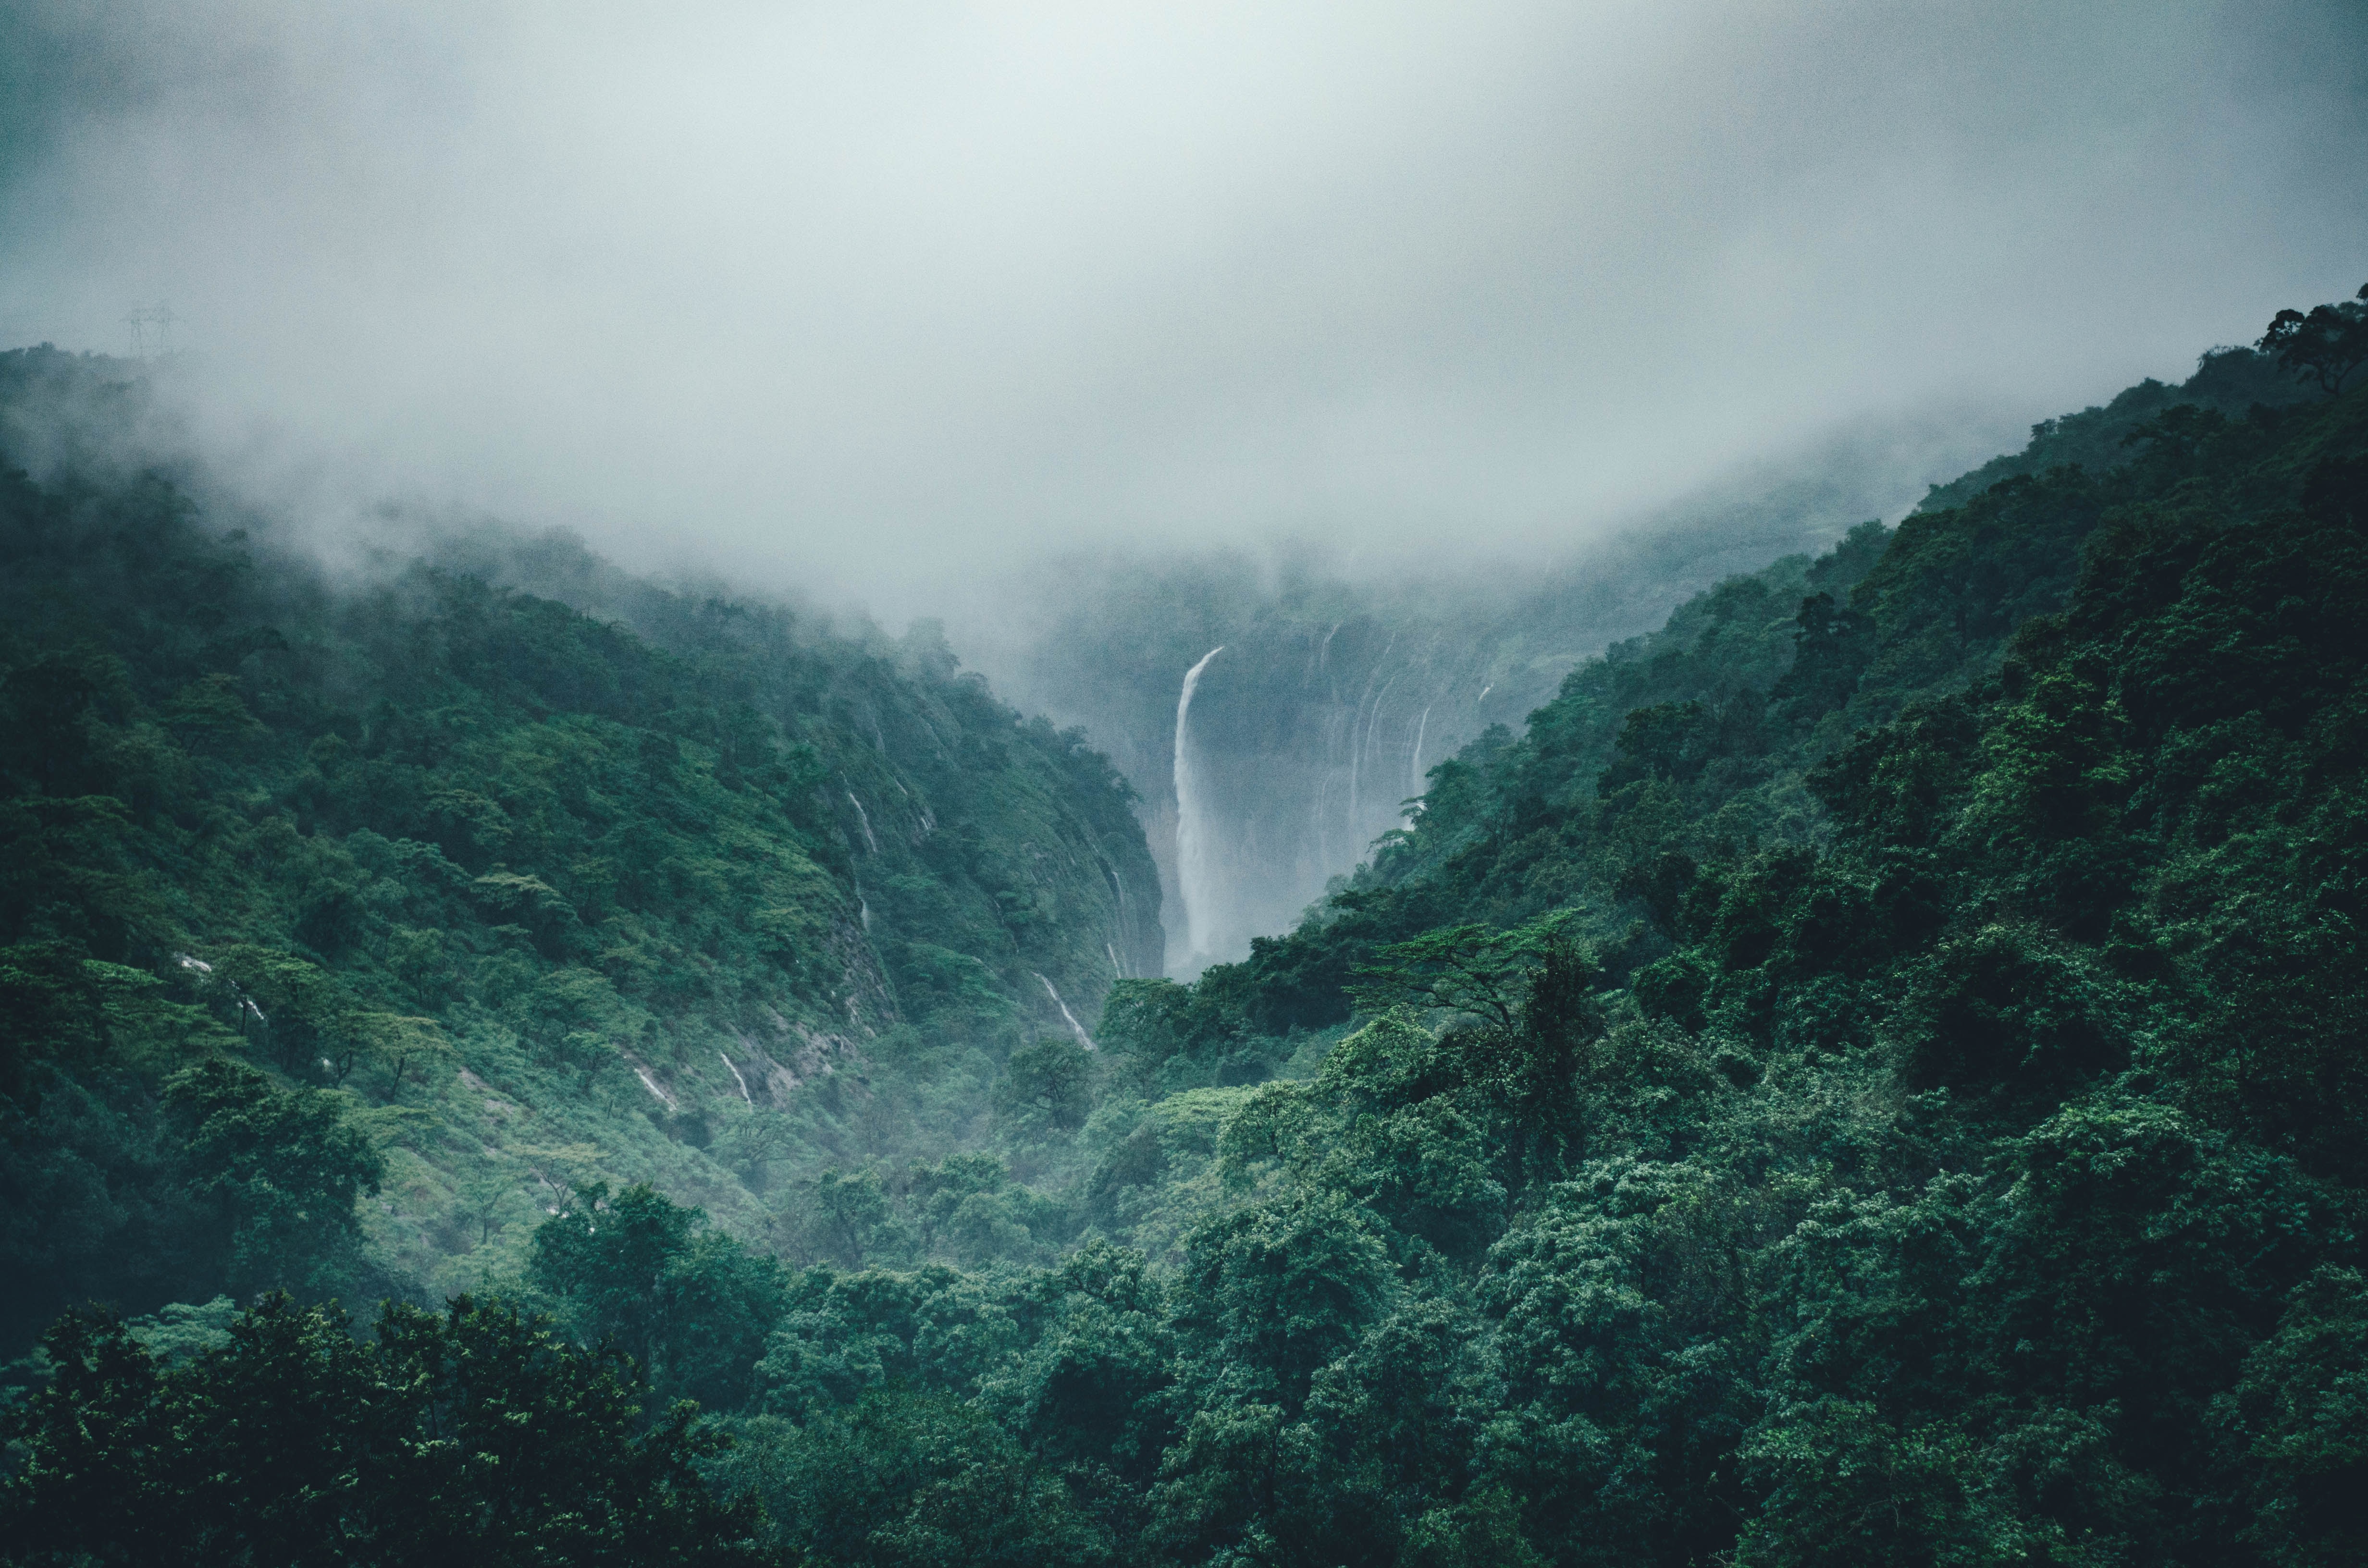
(1404, 701, 1433, 824)
(633, 1066, 677, 1110)
(718, 1052, 753, 1104)
(1036, 972, 1096, 1050)
(1350, 667, 1406, 844)
(1173, 645, 1225, 962)
(1347, 671, 1376, 831)
(1103, 867, 1134, 977)
(1105, 862, 1132, 942)
(1364, 671, 1403, 782)
(847, 792, 879, 855)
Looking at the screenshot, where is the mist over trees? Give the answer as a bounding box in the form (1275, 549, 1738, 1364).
(7, 283, 2368, 1565)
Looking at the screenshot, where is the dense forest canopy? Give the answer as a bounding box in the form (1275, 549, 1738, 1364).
(7, 288, 2368, 1566)
(0, 347, 1162, 1352)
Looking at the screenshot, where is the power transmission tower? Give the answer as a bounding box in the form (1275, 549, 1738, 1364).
(121, 302, 178, 360)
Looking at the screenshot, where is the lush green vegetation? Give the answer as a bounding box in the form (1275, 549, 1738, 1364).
(0, 344, 1162, 1358)
(998, 344, 2304, 970)
(8, 289, 2368, 1565)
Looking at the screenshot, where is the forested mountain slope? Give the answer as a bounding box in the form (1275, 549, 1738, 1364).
(994, 349, 2300, 972)
(0, 346, 1162, 1348)
(1067, 315, 2368, 1564)
(8, 290, 2368, 1567)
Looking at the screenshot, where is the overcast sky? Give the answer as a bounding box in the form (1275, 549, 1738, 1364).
(2, 1, 2364, 620)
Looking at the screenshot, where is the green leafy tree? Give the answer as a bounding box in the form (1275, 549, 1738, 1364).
(161, 1056, 383, 1297)
(997, 1036, 1094, 1133)
(1350, 913, 1580, 1030)
(528, 1182, 787, 1411)
(2224, 1266, 2368, 1567)
(718, 1394, 1111, 1568)
(0, 1293, 758, 1565)
(2257, 283, 2368, 394)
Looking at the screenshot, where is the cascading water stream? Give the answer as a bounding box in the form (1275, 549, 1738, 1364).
(1036, 973, 1096, 1050)
(846, 792, 879, 855)
(1173, 645, 1225, 965)
(1404, 701, 1433, 826)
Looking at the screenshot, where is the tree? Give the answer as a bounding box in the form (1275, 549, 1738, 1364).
(2257, 283, 2368, 395)
(2227, 1266, 2368, 1568)
(204, 946, 355, 1074)
(325, 1009, 448, 1090)
(805, 1168, 892, 1268)
(458, 1168, 523, 1248)
(0, 1294, 759, 1565)
(161, 1056, 383, 1296)
(529, 1181, 787, 1410)
(1173, 1190, 1392, 1413)
(716, 1394, 1111, 1568)
(1350, 913, 1580, 1031)
(998, 1036, 1093, 1132)
(1771, 591, 1874, 721)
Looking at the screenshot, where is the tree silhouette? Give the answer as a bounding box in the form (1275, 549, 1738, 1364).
(2258, 282, 2368, 394)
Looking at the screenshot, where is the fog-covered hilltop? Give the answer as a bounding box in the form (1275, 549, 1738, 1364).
(0, 346, 1162, 1346)
(991, 353, 2302, 975)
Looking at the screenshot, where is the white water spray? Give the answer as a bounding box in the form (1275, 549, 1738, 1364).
(1173, 645, 1225, 963)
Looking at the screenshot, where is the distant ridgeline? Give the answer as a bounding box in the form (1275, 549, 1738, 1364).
(0, 345, 1161, 1348)
(8, 288, 2368, 1568)
(1005, 345, 2303, 972)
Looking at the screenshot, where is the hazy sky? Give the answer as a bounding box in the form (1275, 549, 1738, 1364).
(3, 1, 2364, 618)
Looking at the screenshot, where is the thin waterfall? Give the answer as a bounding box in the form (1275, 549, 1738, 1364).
(1106, 862, 1133, 936)
(1344, 634, 1399, 835)
(1404, 701, 1433, 825)
(1036, 973, 1096, 1049)
(1314, 771, 1332, 874)
(1409, 702, 1432, 793)
(1173, 645, 1225, 962)
(1347, 672, 1375, 831)
(1364, 671, 1403, 781)
(634, 1066, 677, 1111)
(1351, 668, 1405, 844)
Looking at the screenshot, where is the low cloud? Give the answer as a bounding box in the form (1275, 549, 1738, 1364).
(1, 1, 2363, 622)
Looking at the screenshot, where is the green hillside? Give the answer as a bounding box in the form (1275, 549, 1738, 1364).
(0, 347, 1163, 1347)
(987, 415, 2061, 969)
(1065, 314, 2368, 1564)
(8, 285, 2368, 1567)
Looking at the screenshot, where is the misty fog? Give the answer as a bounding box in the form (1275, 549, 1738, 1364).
(6, 3, 2364, 601)
(4, 0, 2366, 969)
